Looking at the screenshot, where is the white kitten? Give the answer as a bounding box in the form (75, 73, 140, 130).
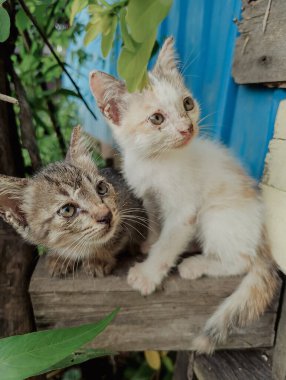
(89, 37, 278, 353)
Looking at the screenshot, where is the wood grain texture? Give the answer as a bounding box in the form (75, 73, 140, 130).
(30, 258, 280, 351)
(262, 100, 286, 273)
(232, 0, 286, 85)
(173, 352, 193, 380)
(272, 284, 286, 380)
(193, 350, 272, 380)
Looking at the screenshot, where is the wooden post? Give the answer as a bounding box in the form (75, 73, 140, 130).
(173, 352, 194, 380)
(0, 0, 39, 342)
(261, 99, 286, 379)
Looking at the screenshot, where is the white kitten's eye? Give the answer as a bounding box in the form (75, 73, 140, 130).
(96, 181, 109, 196)
(183, 96, 194, 111)
(149, 113, 165, 126)
(58, 204, 76, 218)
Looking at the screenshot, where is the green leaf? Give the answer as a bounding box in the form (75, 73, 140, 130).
(84, 20, 102, 46)
(15, 9, 29, 32)
(0, 308, 119, 380)
(41, 348, 114, 374)
(120, 8, 136, 52)
(0, 0, 7, 5)
(162, 355, 174, 373)
(101, 15, 117, 58)
(118, 31, 156, 92)
(88, 4, 107, 15)
(70, 0, 88, 25)
(126, 0, 173, 43)
(55, 88, 81, 98)
(0, 7, 10, 43)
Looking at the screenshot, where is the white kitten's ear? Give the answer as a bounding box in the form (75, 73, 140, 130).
(89, 71, 126, 126)
(0, 175, 28, 227)
(153, 36, 178, 75)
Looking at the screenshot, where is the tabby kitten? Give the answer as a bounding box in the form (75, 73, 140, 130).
(0, 126, 146, 277)
(89, 37, 278, 353)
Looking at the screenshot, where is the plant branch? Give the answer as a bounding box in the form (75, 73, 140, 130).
(18, 0, 98, 122)
(0, 93, 18, 105)
(12, 68, 42, 171)
(20, 28, 67, 155)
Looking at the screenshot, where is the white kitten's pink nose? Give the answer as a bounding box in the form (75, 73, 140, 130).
(179, 123, 193, 136)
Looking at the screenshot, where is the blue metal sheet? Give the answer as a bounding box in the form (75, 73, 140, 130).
(64, 0, 286, 180)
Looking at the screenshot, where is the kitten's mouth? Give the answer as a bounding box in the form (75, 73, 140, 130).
(96, 221, 117, 242)
(175, 134, 193, 148)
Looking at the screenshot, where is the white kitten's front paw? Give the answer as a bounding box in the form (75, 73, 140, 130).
(178, 256, 205, 280)
(127, 263, 158, 296)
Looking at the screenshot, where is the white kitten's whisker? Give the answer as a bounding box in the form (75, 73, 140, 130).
(198, 112, 218, 124)
(179, 46, 196, 74)
(181, 50, 201, 75)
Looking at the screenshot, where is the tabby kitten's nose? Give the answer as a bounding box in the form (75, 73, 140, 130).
(97, 211, 112, 225)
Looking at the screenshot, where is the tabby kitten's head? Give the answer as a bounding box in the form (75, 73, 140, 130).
(0, 127, 120, 259)
(89, 37, 200, 157)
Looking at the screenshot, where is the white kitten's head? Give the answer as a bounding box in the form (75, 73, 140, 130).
(90, 37, 200, 157)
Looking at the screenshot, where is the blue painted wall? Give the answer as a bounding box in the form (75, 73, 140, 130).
(64, 0, 286, 180)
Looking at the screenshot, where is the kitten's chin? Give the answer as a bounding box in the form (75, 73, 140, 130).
(93, 224, 117, 245)
(174, 135, 193, 149)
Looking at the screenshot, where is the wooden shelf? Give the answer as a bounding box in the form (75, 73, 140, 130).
(193, 350, 272, 380)
(30, 258, 281, 351)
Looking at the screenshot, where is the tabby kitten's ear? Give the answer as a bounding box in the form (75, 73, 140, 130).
(0, 175, 28, 232)
(89, 71, 126, 126)
(66, 125, 98, 173)
(152, 36, 179, 76)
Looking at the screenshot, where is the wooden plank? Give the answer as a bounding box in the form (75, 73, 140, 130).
(172, 352, 193, 380)
(262, 100, 286, 272)
(272, 284, 286, 380)
(232, 0, 286, 85)
(30, 258, 280, 351)
(194, 350, 272, 380)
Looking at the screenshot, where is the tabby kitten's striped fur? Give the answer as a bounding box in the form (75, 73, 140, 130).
(0, 126, 146, 277)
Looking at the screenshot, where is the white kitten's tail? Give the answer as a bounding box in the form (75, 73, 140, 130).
(193, 238, 279, 354)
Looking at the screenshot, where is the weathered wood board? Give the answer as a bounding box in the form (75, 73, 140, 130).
(30, 258, 280, 351)
(232, 0, 286, 85)
(193, 350, 272, 380)
(262, 100, 286, 273)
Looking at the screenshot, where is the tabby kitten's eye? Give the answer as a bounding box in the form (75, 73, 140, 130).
(96, 181, 109, 196)
(58, 204, 76, 218)
(149, 113, 165, 125)
(183, 96, 195, 111)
